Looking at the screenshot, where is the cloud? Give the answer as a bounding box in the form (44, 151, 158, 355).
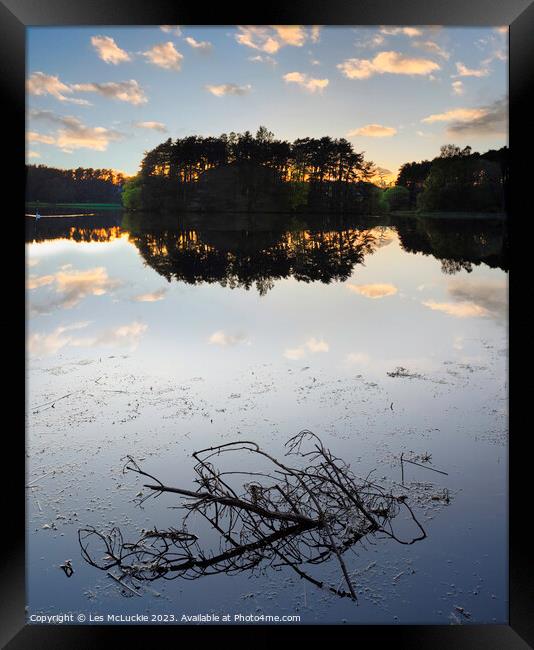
(208, 330, 247, 346)
(283, 72, 329, 93)
(272, 26, 307, 47)
(75, 321, 147, 350)
(284, 347, 306, 360)
(58, 118, 123, 152)
(284, 337, 329, 360)
(346, 352, 371, 365)
(454, 61, 490, 77)
(28, 321, 91, 357)
(347, 283, 398, 298)
(29, 320, 148, 356)
(373, 167, 394, 183)
(379, 27, 422, 37)
(311, 26, 321, 43)
(348, 124, 397, 137)
(235, 25, 312, 54)
(451, 80, 464, 95)
(27, 150, 41, 159)
(236, 27, 281, 54)
(422, 300, 488, 318)
(160, 25, 182, 36)
(91, 35, 131, 64)
(72, 80, 147, 105)
(135, 121, 167, 132)
(27, 131, 55, 144)
(422, 98, 507, 135)
(353, 29, 386, 49)
(421, 107, 487, 124)
(306, 337, 329, 353)
(26, 72, 90, 105)
(184, 36, 213, 52)
(447, 98, 507, 135)
(28, 266, 121, 313)
(28, 108, 63, 122)
(28, 109, 125, 151)
(205, 83, 252, 96)
(30, 320, 148, 356)
(412, 40, 450, 60)
(337, 51, 440, 79)
(143, 42, 183, 71)
(485, 49, 507, 63)
(447, 278, 507, 321)
(423, 278, 507, 322)
(134, 288, 167, 302)
(248, 55, 277, 65)
(27, 274, 54, 289)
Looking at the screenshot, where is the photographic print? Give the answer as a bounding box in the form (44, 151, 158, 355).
(26, 25, 508, 626)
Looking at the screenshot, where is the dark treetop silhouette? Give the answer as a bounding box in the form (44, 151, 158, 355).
(125, 126, 383, 214)
(79, 432, 429, 602)
(26, 165, 126, 204)
(396, 145, 509, 213)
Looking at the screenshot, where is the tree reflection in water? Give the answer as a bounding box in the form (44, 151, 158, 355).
(26, 212, 508, 295)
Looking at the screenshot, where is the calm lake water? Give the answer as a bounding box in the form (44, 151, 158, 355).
(26, 210, 508, 624)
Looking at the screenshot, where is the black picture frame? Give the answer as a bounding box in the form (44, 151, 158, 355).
(3, 1, 532, 647)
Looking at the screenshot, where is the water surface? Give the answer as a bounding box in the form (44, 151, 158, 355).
(26, 211, 508, 624)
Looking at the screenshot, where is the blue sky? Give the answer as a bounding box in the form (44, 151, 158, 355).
(26, 25, 508, 179)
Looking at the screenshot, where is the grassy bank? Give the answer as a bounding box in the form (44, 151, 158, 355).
(26, 202, 122, 210)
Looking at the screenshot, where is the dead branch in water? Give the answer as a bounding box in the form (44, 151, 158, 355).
(79, 431, 427, 602)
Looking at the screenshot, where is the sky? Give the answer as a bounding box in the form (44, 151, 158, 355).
(26, 25, 508, 180)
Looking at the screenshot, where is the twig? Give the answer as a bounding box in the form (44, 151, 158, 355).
(401, 457, 448, 476)
(26, 470, 55, 487)
(106, 572, 142, 597)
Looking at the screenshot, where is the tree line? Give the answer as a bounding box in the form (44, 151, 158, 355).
(394, 144, 509, 213)
(26, 133, 509, 216)
(26, 165, 126, 204)
(138, 126, 375, 184)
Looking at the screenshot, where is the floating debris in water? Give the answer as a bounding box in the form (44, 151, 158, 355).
(387, 367, 424, 380)
(60, 560, 74, 577)
(79, 431, 429, 604)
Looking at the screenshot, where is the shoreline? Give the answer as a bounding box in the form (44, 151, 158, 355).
(390, 210, 506, 220)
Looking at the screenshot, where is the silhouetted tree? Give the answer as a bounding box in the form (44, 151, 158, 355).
(396, 160, 432, 208)
(135, 128, 376, 214)
(397, 145, 508, 214)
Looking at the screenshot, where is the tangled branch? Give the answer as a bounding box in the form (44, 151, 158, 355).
(79, 431, 426, 601)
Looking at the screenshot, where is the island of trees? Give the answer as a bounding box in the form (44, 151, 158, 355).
(121, 126, 384, 214)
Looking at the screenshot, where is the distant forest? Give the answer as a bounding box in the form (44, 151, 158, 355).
(26, 165, 126, 204)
